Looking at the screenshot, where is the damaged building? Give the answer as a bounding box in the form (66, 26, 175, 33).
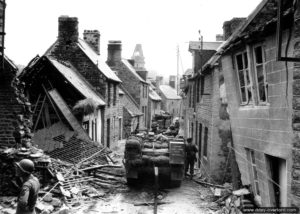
(212, 0, 300, 207)
(106, 41, 149, 130)
(21, 16, 123, 149)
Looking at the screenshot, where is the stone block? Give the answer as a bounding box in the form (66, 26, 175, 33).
(293, 168, 300, 180)
(293, 96, 300, 110)
(293, 132, 300, 148)
(294, 80, 300, 96)
(293, 149, 300, 168)
(291, 180, 300, 197)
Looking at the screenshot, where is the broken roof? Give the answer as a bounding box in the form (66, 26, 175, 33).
(159, 85, 181, 100)
(149, 87, 161, 101)
(48, 57, 106, 106)
(121, 59, 148, 84)
(77, 39, 121, 82)
(200, 0, 291, 73)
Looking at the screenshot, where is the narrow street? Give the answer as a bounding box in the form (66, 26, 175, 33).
(72, 140, 216, 214)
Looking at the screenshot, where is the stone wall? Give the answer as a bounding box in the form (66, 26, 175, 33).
(222, 29, 294, 206)
(183, 67, 227, 183)
(0, 63, 24, 148)
(291, 4, 300, 208)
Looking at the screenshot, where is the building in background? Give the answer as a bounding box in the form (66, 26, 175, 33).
(107, 41, 149, 129)
(157, 85, 181, 119)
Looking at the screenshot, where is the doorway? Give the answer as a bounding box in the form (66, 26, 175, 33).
(198, 123, 202, 168)
(265, 155, 287, 207)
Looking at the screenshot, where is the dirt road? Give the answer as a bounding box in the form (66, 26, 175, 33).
(72, 140, 217, 214)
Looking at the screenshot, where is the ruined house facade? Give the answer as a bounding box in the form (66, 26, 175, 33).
(0, 56, 23, 147)
(44, 16, 122, 148)
(106, 41, 149, 129)
(218, 0, 300, 207)
(148, 84, 162, 128)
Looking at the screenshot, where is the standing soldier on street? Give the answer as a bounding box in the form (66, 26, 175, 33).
(185, 138, 198, 179)
(15, 159, 40, 214)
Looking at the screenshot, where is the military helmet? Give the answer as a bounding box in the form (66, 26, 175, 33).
(15, 159, 34, 175)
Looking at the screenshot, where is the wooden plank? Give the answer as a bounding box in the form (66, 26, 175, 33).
(48, 88, 89, 140)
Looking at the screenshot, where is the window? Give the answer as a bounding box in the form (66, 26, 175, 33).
(203, 127, 208, 157)
(113, 84, 117, 106)
(196, 78, 200, 103)
(189, 85, 192, 107)
(247, 149, 260, 195)
(83, 121, 89, 134)
(236, 52, 252, 104)
(253, 45, 268, 103)
(107, 83, 111, 106)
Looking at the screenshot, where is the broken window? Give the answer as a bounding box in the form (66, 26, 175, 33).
(246, 149, 260, 195)
(203, 127, 208, 157)
(236, 52, 252, 104)
(254, 45, 268, 103)
(83, 121, 89, 135)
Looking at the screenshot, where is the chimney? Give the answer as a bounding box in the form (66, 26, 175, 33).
(136, 70, 148, 81)
(156, 76, 163, 88)
(107, 40, 122, 65)
(58, 16, 78, 44)
(169, 75, 176, 89)
(83, 30, 100, 55)
(223, 17, 246, 40)
(216, 34, 224, 41)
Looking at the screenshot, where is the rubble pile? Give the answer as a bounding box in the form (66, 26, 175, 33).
(0, 143, 125, 214)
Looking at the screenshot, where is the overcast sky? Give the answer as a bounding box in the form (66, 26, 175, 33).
(5, 0, 261, 79)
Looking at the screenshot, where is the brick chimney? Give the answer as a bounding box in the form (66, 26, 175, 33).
(216, 34, 224, 41)
(107, 41, 122, 65)
(169, 75, 176, 88)
(223, 17, 246, 40)
(58, 16, 79, 44)
(83, 30, 100, 55)
(136, 70, 148, 81)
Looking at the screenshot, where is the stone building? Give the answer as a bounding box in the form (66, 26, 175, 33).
(217, 0, 300, 207)
(157, 85, 181, 119)
(148, 83, 162, 128)
(106, 41, 149, 129)
(19, 56, 107, 162)
(21, 16, 122, 148)
(118, 85, 143, 138)
(44, 16, 122, 148)
(182, 40, 227, 182)
(0, 55, 22, 147)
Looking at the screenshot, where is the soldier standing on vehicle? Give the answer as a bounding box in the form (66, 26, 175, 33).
(15, 159, 40, 214)
(185, 138, 198, 179)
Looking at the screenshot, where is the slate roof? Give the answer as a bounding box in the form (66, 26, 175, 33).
(48, 57, 106, 106)
(121, 59, 147, 84)
(149, 87, 161, 101)
(159, 85, 181, 100)
(77, 39, 121, 82)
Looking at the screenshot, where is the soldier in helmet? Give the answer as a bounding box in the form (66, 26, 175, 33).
(15, 159, 40, 214)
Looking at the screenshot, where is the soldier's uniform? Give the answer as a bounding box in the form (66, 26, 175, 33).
(185, 141, 198, 178)
(16, 174, 40, 214)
